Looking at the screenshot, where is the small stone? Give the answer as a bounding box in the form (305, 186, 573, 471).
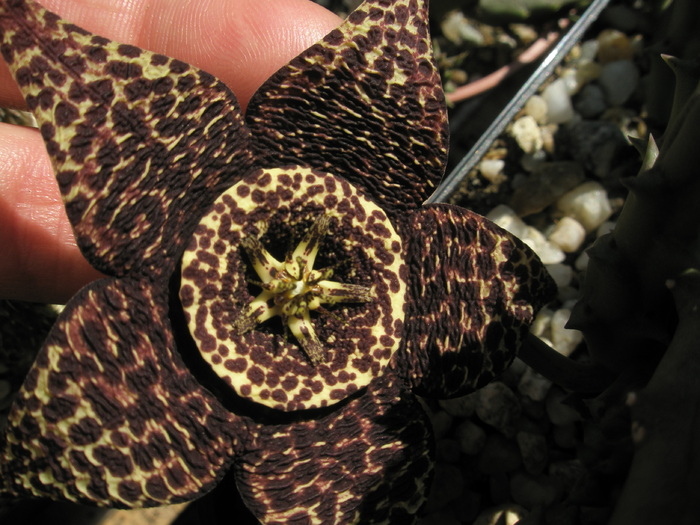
(548, 216, 587, 253)
(578, 39, 599, 61)
(549, 459, 587, 493)
(439, 393, 478, 417)
(486, 205, 529, 238)
(516, 431, 549, 475)
(598, 59, 639, 106)
(542, 78, 575, 124)
(476, 382, 522, 436)
(509, 161, 586, 217)
(525, 95, 549, 125)
(436, 438, 462, 463)
(424, 463, 465, 512)
(575, 84, 607, 118)
(596, 221, 616, 237)
(431, 410, 454, 440)
(441, 10, 485, 46)
(575, 250, 590, 271)
(550, 308, 584, 356)
(596, 29, 635, 63)
(546, 388, 581, 425)
(522, 227, 566, 265)
(511, 115, 543, 154)
(518, 366, 552, 402)
(545, 263, 573, 289)
(478, 434, 522, 474)
(510, 472, 560, 509)
(455, 419, 487, 455)
(479, 158, 506, 183)
(556, 181, 613, 232)
(563, 121, 627, 178)
(552, 423, 578, 449)
(473, 504, 527, 525)
(575, 59, 602, 85)
(531, 309, 554, 339)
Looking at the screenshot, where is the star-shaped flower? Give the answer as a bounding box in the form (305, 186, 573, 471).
(0, 0, 555, 522)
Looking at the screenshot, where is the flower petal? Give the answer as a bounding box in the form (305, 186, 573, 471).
(0, 278, 241, 507)
(397, 204, 556, 398)
(234, 378, 433, 524)
(246, 0, 448, 216)
(0, 0, 252, 279)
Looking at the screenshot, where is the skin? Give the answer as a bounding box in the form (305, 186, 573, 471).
(0, 0, 341, 304)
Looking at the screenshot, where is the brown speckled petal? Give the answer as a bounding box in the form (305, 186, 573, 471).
(235, 377, 433, 524)
(397, 204, 556, 398)
(246, 0, 448, 216)
(0, 278, 241, 507)
(0, 0, 252, 279)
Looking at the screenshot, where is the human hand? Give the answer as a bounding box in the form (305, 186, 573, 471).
(0, 0, 340, 304)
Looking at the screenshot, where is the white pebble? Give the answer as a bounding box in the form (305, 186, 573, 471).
(548, 216, 587, 253)
(578, 39, 599, 61)
(522, 227, 566, 264)
(542, 78, 575, 124)
(598, 59, 639, 106)
(525, 95, 549, 125)
(486, 205, 529, 239)
(511, 115, 543, 154)
(530, 308, 554, 339)
(556, 181, 613, 232)
(479, 158, 506, 183)
(560, 68, 582, 95)
(550, 308, 583, 357)
(545, 263, 573, 289)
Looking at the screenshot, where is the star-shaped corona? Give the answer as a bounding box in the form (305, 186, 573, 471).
(235, 213, 373, 365)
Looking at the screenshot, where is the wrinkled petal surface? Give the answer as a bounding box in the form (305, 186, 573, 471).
(0, 0, 252, 279)
(397, 204, 556, 398)
(0, 278, 241, 507)
(247, 0, 448, 217)
(234, 376, 433, 524)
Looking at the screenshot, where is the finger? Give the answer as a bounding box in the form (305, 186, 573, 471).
(1, 0, 341, 110)
(0, 122, 103, 303)
(0, 0, 341, 302)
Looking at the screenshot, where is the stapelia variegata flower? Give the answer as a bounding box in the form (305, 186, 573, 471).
(0, 0, 555, 522)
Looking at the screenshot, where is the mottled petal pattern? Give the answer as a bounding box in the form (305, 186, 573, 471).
(397, 204, 556, 398)
(247, 0, 448, 216)
(235, 377, 433, 524)
(180, 167, 407, 411)
(0, 0, 252, 279)
(0, 278, 240, 507)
